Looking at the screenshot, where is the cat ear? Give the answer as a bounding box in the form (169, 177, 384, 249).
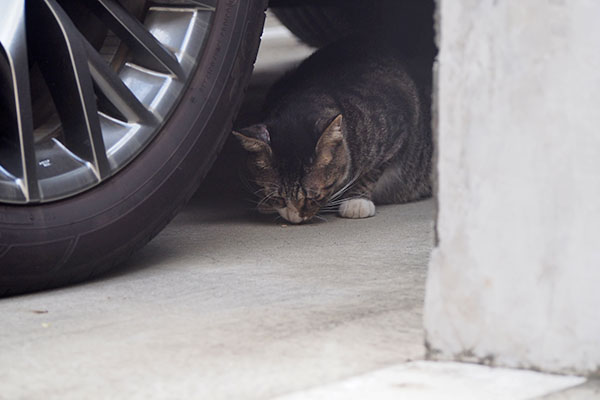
(233, 124, 273, 173)
(232, 123, 271, 153)
(314, 114, 345, 167)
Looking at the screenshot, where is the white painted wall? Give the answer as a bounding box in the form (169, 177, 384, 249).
(424, 0, 600, 375)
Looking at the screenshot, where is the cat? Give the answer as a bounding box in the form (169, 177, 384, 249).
(233, 36, 432, 224)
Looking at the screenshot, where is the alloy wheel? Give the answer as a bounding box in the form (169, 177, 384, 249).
(0, 0, 215, 203)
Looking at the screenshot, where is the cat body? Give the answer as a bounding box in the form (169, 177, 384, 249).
(235, 37, 432, 223)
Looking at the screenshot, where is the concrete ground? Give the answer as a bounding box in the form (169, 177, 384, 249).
(0, 14, 594, 400)
(0, 196, 433, 399)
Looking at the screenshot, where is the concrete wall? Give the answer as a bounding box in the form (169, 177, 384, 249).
(424, 0, 600, 375)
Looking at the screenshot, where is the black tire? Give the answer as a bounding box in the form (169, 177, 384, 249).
(0, 0, 267, 296)
(272, 4, 368, 48)
(272, 1, 435, 58)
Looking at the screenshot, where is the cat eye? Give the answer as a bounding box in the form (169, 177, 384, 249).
(311, 193, 327, 202)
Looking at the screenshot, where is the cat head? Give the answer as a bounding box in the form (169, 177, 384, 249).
(233, 114, 350, 223)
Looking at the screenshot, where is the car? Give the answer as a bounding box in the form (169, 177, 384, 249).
(0, 0, 434, 295)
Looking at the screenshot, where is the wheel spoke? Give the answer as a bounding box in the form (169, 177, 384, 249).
(84, 41, 158, 125)
(0, 0, 39, 201)
(79, 0, 185, 79)
(150, 0, 216, 8)
(28, 0, 110, 179)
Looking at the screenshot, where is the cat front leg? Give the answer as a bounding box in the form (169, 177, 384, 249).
(338, 198, 376, 218)
(338, 168, 383, 219)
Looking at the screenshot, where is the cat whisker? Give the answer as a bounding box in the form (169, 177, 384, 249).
(318, 207, 340, 214)
(325, 196, 366, 207)
(256, 199, 272, 209)
(320, 203, 340, 208)
(244, 198, 262, 205)
(312, 214, 327, 222)
(256, 191, 280, 209)
(260, 190, 278, 200)
(253, 188, 268, 196)
(239, 171, 263, 195)
(258, 209, 279, 214)
(251, 180, 280, 188)
(252, 185, 280, 196)
(329, 175, 361, 202)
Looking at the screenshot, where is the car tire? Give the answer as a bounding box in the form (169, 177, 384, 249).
(272, 1, 435, 57)
(272, 4, 367, 48)
(0, 0, 267, 296)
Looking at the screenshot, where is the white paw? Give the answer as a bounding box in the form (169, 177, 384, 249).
(338, 198, 376, 219)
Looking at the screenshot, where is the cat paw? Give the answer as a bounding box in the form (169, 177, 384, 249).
(338, 199, 376, 219)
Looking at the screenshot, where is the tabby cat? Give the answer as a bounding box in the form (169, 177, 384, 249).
(234, 37, 432, 224)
